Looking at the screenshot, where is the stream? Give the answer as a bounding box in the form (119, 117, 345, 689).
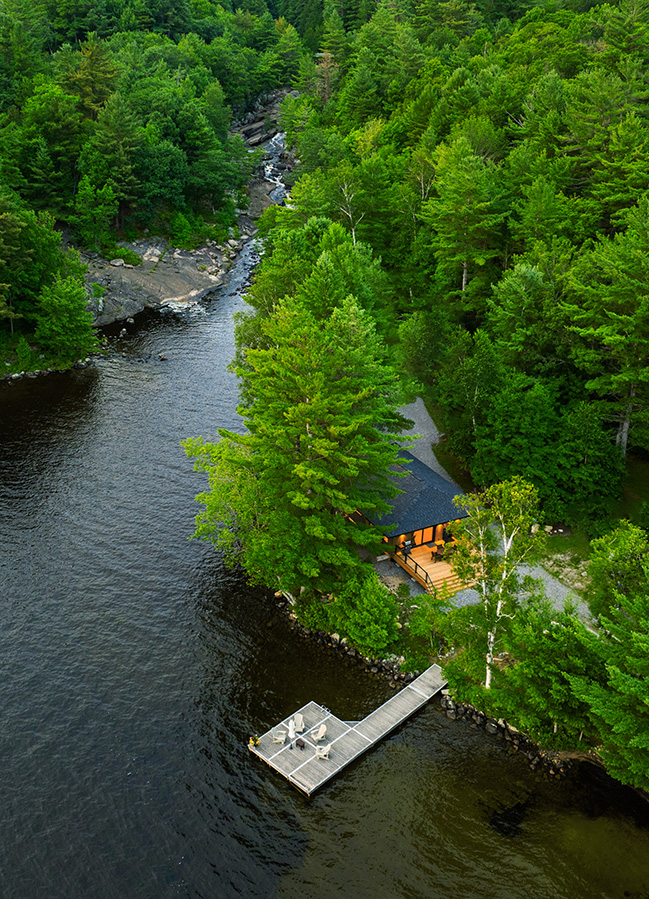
(1, 136, 649, 899)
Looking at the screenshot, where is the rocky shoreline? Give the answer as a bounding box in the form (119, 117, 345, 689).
(3, 90, 294, 383)
(84, 89, 295, 329)
(275, 592, 572, 778)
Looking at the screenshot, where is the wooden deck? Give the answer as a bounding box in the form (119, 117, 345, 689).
(394, 543, 470, 594)
(249, 664, 446, 796)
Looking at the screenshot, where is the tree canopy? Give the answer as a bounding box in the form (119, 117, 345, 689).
(185, 295, 408, 597)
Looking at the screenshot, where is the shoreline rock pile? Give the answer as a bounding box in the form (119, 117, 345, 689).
(440, 693, 569, 775)
(274, 591, 571, 777)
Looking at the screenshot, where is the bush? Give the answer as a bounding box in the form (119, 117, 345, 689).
(34, 275, 100, 363)
(102, 244, 142, 266)
(168, 211, 217, 250)
(295, 592, 331, 631)
(328, 570, 399, 656)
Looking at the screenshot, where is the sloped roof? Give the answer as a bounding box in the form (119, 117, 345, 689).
(367, 450, 467, 538)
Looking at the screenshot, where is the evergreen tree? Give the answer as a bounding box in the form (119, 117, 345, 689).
(572, 547, 649, 792)
(185, 296, 407, 595)
(64, 31, 118, 119)
(585, 521, 649, 620)
(421, 136, 506, 322)
(498, 599, 600, 749)
(71, 176, 118, 249)
(20, 78, 85, 214)
(34, 274, 99, 362)
(565, 198, 649, 455)
(590, 113, 649, 233)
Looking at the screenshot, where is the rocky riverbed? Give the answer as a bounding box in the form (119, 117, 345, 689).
(85, 89, 295, 328)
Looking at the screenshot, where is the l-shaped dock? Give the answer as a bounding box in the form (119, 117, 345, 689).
(249, 663, 447, 796)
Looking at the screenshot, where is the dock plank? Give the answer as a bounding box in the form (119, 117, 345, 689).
(353, 688, 428, 742)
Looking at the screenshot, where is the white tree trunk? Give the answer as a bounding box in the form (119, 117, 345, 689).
(615, 389, 634, 456)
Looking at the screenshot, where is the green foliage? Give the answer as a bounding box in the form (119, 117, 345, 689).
(572, 545, 649, 791)
(409, 586, 451, 649)
(450, 477, 545, 690)
(185, 295, 407, 595)
(245, 215, 394, 331)
(72, 176, 118, 250)
(0, 201, 72, 322)
(167, 210, 216, 249)
(496, 600, 600, 749)
(34, 274, 100, 363)
(0, 2, 308, 253)
(585, 521, 649, 620)
(15, 334, 33, 370)
(101, 245, 142, 266)
(565, 197, 649, 456)
(421, 136, 507, 322)
(327, 570, 399, 655)
(295, 592, 333, 631)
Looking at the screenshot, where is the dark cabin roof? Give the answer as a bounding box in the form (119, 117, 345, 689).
(367, 450, 467, 538)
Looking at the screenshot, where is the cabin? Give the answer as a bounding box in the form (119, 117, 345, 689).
(360, 450, 469, 594)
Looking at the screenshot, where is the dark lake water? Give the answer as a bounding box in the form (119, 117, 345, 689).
(1, 241, 649, 899)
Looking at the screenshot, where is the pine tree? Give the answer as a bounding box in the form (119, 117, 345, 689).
(65, 32, 118, 120)
(184, 296, 407, 595)
(585, 522, 649, 620)
(498, 600, 600, 749)
(590, 113, 649, 233)
(572, 544, 649, 792)
(421, 136, 506, 321)
(564, 197, 649, 455)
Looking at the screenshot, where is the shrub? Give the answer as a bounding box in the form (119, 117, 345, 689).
(328, 571, 399, 656)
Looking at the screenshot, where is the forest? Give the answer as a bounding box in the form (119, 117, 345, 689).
(0, 0, 304, 365)
(183, 0, 649, 792)
(2, 0, 649, 791)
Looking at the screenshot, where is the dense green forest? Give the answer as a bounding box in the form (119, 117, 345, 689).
(271, 0, 649, 531)
(3, 0, 649, 791)
(0, 0, 307, 366)
(183, 0, 649, 792)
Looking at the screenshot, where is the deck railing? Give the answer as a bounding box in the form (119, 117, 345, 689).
(395, 549, 434, 590)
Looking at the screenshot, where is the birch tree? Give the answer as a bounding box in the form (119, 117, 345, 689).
(450, 478, 545, 691)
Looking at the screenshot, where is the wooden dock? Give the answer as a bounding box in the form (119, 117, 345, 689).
(249, 664, 446, 796)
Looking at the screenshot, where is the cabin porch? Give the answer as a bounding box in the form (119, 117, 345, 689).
(391, 541, 470, 595)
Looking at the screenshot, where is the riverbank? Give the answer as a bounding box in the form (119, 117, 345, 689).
(1, 91, 293, 382)
(83, 89, 294, 328)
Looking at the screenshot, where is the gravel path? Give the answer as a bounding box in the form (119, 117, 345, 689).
(451, 566, 590, 619)
(398, 397, 452, 481)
